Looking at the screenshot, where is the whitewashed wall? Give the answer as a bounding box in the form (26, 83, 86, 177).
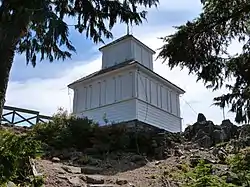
(137, 100, 182, 132)
(72, 64, 183, 132)
(136, 70, 181, 117)
(76, 99, 137, 125)
(102, 39, 132, 69)
(73, 69, 135, 114)
(101, 37, 154, 70)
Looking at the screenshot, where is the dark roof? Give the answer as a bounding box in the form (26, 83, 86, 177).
(68, 60, 136, 87)
(99, 34, 156, 54)
(68, 60, 185, 93)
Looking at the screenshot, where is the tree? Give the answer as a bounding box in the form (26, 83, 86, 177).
(0, 0, 159, 121)
(158, 0, 250, 124)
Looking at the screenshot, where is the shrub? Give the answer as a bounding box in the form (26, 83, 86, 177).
(227, 147, 250, 186)
(31, 109, 182, 158)
(31, 109, 98, 150)
(0, 129, 43, 186)
(182, 160, 233, 187)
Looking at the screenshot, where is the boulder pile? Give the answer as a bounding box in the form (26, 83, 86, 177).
(183, 113, 250, 148)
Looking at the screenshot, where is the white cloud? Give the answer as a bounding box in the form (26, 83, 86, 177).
(156, 0, 202, 11)
(6, 58, 101, 115)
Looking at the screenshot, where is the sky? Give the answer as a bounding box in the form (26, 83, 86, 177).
(5, 0, 240, 129)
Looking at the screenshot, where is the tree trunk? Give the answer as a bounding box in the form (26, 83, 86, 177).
(0, 5, 30, 124)
(0, 47, 15, 123)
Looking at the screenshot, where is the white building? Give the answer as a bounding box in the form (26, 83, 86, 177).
(68, 34, 185, 132)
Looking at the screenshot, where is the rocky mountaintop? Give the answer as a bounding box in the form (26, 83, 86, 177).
(3, 113, 250, 187)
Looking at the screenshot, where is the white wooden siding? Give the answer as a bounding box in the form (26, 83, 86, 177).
(101, 37, 154, 70)
(102, 39, 132, 69)
(137, 71, 181, 117)
(137, 99, 182, 132)
(132, 41, 153, 70)
(76, 99, 137, 125)
(74, 70, 134, 114)
(72, 65, 183, 132)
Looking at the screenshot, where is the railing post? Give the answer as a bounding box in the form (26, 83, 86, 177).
(11, 110, 15, 124)
(36, 113, 40, 124)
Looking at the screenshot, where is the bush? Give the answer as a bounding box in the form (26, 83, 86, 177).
(227, 147, 250, 186)
(31, 109, 98, 150)
(31, 109, 182, 158)
(182, 160, 232, 187)
(0, 129, 43, 186)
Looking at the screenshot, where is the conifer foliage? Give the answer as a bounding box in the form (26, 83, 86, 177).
(158, 0, 250, 123)
(0, 0, 159, 119)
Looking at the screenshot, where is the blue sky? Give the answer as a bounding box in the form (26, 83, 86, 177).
(5, 0, 240, 129)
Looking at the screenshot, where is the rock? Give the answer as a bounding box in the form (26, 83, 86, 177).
(197, 113, 206, 123)
(217, 150, 227, 162)
(81, 166, 103, 174)
(225, 171, 241, 185)
(174, 148, 183, 156)
(59, 149, 73, 160)
(192, 129, 207, 142)
(239, 124, 250, 139)
(212, 147, 227, 162)
(6, 181, 17, 187)
(183, 125, 194, 140)
(82, 175, 104, 184)
(190, 155, 202, 167)
(62, 165, 81, 174)
(155, 161, 161, 165)
(202, 121, 215, 135)
(204, 158, 217, 164)
(154, 147, 164, 160)
(196, 135, 213, 148)
(180, 155, 186, 159)
(130, 154, 145, 162)
(85, 148, 100, 155)
(87, 185, 115, 187)
(116, 178, 128, 185)
(52, 157, 60, 162)
(128, 183, 136, 187)
(212, 130, 226, 144)
(221, 120, 238, 140)
(54, 167, 66, 174)
(68, 176, 83, 187)
(58, 174, 68, 180)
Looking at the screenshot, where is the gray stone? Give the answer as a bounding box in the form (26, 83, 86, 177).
(87, 185, 115, 187)
(116, 178, 128, 185)
(81, 166, 103, 174)
(68, 176, 83, 187)
(212, 130, 226, 144)
(190, 155, 202, 167)
(57, 174, 68, 179)
(174, 148, 184, 156)
(6, 181, 17, 187)
(52, 157, 60, 162)
(180, 155, 186, 159)
(202, 121, 215, 135)
(239, 124, 250, 139)
(82, 175, 104, 184)
(221, 119, 238, 140)
(196, 135, 213, 148)
(62, 165, 81, 174)
(192, 129, 207, 142)
(130, 154, 144, 162)
(197, 113, 206, 123)
(155, 161, 161, 165)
